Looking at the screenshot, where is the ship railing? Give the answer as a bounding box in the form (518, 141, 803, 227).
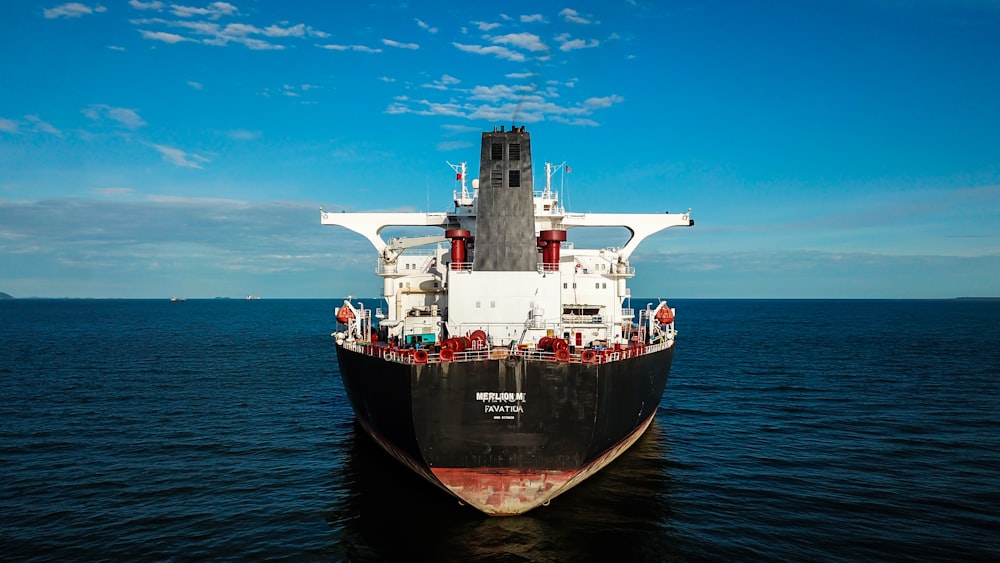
(561, 314, 607, 325)
(448, 262, 474, 271)
(342, 337, 674, 365)
(607, 265, 635, 277)
(377, 250, 438, 275)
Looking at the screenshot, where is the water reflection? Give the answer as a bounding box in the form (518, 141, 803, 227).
(327, 418, 685, 562)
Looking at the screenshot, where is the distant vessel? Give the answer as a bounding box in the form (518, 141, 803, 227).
(170, 297, 187, 302)
(321, 126, 693, 515)
(246, 294, 261, 300)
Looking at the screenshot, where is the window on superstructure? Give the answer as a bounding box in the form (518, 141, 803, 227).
(491, 143, 503, 160)
(509, 169, 520, 188)
(509, 143, 520, 160)
(491, 168, 503, 187)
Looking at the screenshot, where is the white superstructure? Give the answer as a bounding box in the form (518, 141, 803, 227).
(321, 149, 693, 352)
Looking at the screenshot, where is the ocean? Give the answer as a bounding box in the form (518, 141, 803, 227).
(1, 298, 997, 561)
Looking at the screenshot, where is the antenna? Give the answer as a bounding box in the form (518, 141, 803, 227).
(446, 160, 472, 206)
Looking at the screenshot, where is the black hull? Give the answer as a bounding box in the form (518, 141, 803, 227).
(335, 344, 674, 515)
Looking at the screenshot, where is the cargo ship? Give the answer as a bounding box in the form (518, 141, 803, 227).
(321, 126, 693, 515)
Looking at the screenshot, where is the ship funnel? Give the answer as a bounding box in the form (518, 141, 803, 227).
(475, 127, 535, 271)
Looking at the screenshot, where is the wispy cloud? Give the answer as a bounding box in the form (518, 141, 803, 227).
(422, 74, 460, 90)
(555, 33, 600, 51)
(453, 42, 524, 62)
(521, 14, 547, 23)
(472, 20, 502, 31)
(415, 18, 438, 33)
(222, 129, 261, 141)
(129, 0, 164, 10)
(386, 84, 624, 126)
(152, 144, 209, 168)
(490, 32, 548, 52)
(0, 116, 62, 135)
(382, 38, 419, 50)
(169, 1, 237, 19)
(43, 2, 107, 19)
(129, 4, 328, 50)
(317, 43, 382, 53)
(140, 29, 191, 43)
(0, 197, 365, 297)
(25, 115, 63, 136)
(560, 8, 596, 25)
(82, 104, 147, 129)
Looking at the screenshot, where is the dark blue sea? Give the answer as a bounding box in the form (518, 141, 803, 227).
(2, 298, 998, 561)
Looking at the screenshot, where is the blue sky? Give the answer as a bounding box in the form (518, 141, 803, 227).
(1, 0, 998, 299)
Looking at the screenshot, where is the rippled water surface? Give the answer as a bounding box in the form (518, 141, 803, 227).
(2, 298, 998, 561)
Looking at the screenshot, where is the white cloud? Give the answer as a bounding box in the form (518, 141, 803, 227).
(262, 23, 306, 37)
(520, 14, 546, 23)
(559, 37, 600, 51)
(491, 32, 548, 52)
(415, 18, 438, 33)
(383, 38, 420, 50)
(43, 3, 107, 19)
(140, 29, 191, 43)
(385, 85, 624, 126)
(506, 72, 535, 79)
(82, 104, 147, 129)
(25, 115, 63, 136)
(224, 129, 261, 141)
(170, 1, 236, 19)
(559, 8, 595, 24)
(583, 94, 624, 109)
(129, 0, 164, 10)
(152, 144, 210, 168)
(422, 74, 460, 90)
(473, 20, 501, 31)
(317, 43, 382, 53)
(0, 118, 20, 133)
(187, 80, 203, 90)
(378, 76, 396, 83)
(452, 42, 524, 62)
(131, 7, 327, 50)
(468, 84, 537, 102)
